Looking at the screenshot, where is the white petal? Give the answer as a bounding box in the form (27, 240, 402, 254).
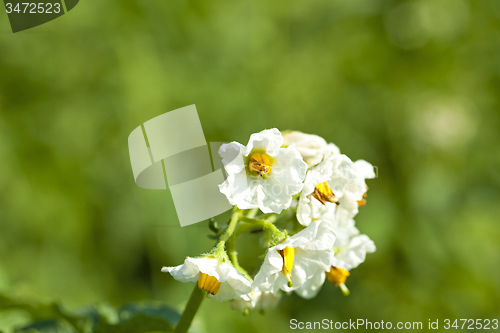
(162, 257, 252, 302)
(297, 153, 375, 224)
(325, 216, 360, 248)
(229, 290, 261, 313)
(295, 270, 326, 299)
(256, 291, 281, 309)
(301, 221, 337, 251)
(276, 220, 333, 250)
(213, 268, 252, 301)
(252, 221, 335, 294)
(244, 128, 283, 156)
(252, 249, 283, 289)
(219, 128, 307, 213)
(353, 160, 376, 179)
(334, 235, 376, 270)
(282, 131, 340, 166)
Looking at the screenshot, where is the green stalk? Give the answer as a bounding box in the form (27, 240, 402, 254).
(239, 216, 287, 246)
(239, 216, 278, 232)
(227, 233, 253, 281)
(173, 284, 205, 333)
(219, 208, 242, 243)
(245, 208, 259, 218)
(174, 209, 242, 333)
(234, 221, 263, 237)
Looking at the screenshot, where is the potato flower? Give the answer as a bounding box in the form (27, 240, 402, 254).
(162, 257, 252, 302)
(219, 128, 307, 214)
(229, 290, 281, 314)
(297, 154, 375, 226)
(252, 220, 336, 295)
(282, 130, 340, 166)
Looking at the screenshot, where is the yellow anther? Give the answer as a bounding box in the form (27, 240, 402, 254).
(249, 153, 272, 178)
(198, 272, 221, 295)
(358, 187, 369, 207)
(311, 182, 337, 205)
(325, 266, 350, 287)
(277, 246, 295, 287)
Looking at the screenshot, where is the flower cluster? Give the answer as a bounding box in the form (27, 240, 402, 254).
(162, 129, 376, 314)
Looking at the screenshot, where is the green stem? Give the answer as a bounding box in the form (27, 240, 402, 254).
(239, 216, 287, 246)
(246, 208, 259, 218)
(219, 208, 242, 243)
(227, 233, 253, 281)
(339, 283, 350, 296)
(209, 208, 242, 263)
(254, 212, 275, 220)
(239, 216, 279, 232)
(234, 222, 263, 237)
(173, 284, 205, 333)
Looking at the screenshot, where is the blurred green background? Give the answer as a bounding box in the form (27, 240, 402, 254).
(1, 0, 500, 332)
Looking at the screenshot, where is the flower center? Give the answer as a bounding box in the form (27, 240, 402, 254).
(249, 153, 272, 178)
(277, 246, 295, 287)
(311, 182, 337, 205)
(325, 266, 350, 286)
(198, 272, 221, 295)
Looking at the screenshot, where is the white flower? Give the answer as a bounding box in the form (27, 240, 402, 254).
(325, 213, 375, 293)
(331, 233, 376, 271)
(255, 290, 281, 310)
(229, 290, 282, 314)
(321, 233, 376, 296)
(282, 131, 340, 166)
(252, 220, 335, 296)
(290, 212, 354, 299)
(218, 128, 307, 214)
(294, 216, 375, 298)
(325, 213, 361, 248)
(297, 154, 375, 226)
(336, 159, 376, 217)
(321, 209, 376, 272)
(296, 154, 354, 226)
(229, 290, 261, 314)
(161, 257, 252, 302)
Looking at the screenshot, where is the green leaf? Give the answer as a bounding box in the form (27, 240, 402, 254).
(94, 314, 173, 333)
(93, 302, 180, 333)
(118, 302, 180, 327)
(0, 295, 87, 333)
(0, 294, 180, 333)
(15, 319, 75, 333)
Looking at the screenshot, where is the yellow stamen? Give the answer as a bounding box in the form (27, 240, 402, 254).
(358, 186, 369, 207)
(249, 153, 272, 178)
(311, 182, 337, 205)
(325, 266, 350, 287)
(277, 246, 295, 287)
(198, 272, 221, 295)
